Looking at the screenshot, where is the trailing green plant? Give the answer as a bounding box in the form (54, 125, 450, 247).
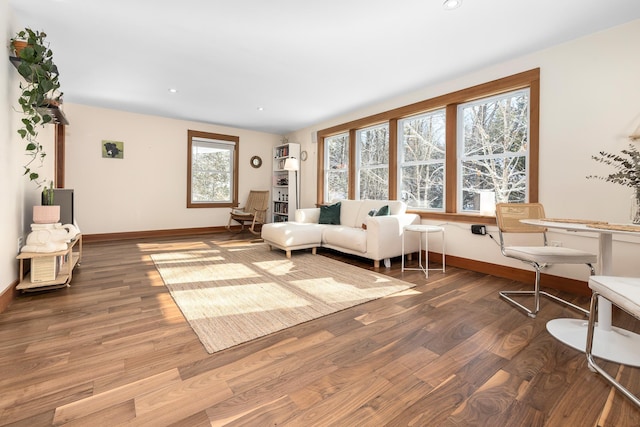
(10, 28, 62, 185)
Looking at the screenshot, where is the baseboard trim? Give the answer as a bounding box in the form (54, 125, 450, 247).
(428, 251, 590, 297)
(0, 279, 19, 313)
(83, 226, 235, 243)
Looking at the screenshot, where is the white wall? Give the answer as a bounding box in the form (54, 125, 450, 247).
(287, 19, 640, 279)
(63, 103, 280, 234)
(1, 1, 56, 296)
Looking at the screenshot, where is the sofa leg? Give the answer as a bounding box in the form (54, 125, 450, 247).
(312, 247, 317, 255)
(286, 250, 292, 259)
(374, 260, 380, 269)
(384, 258, 391, 268)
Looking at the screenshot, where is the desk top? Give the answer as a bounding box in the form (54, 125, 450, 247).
(522, 219, 640, 236)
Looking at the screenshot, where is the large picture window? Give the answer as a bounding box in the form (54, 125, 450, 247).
(399, 109, 446, 210)
(317, 69, 539, 222)
(324, 132, 349, 201)
(357, 124, 389, 200)
(187, 130, 239, 208)
(458, 89, 530, 213)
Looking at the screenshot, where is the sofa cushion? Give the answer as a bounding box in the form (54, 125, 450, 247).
(322, 226, 367, 253)
(337, 200, 363, 228)
(354, 200, 405, 230)
(262, 222, 324, 247)
(375, 205, 390, 216)
(319, 202, 341, 225)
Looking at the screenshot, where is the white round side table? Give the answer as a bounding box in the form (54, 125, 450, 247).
(401, 224, 445, 278)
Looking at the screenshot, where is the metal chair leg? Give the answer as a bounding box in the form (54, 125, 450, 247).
(586, 291, 640, 408)
(499, 263, 590, 318)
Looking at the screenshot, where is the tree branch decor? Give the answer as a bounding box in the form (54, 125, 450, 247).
(588, 144, 640, 223)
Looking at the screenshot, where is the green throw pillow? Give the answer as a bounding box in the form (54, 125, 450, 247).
(319, 202, 341, 225)
(375, 205, 390, 216)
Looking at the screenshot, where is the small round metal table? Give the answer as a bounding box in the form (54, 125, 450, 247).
(401, 224, 445, 278)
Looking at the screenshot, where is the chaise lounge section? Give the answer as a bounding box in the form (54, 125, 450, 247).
(261, 199, 420, 268)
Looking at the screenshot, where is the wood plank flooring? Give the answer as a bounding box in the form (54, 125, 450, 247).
(1, 233, 639, 426)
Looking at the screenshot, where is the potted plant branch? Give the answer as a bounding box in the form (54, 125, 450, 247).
(10, 28, 62, 185)
(587, 144, 640, 224)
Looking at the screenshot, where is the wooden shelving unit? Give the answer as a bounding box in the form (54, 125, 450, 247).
(16, 234, 82, 292)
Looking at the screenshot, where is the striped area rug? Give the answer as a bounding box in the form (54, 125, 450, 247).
(151, 242, 415, 353)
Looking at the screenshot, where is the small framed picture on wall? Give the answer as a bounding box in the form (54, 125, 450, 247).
(102, 140, 124, 159)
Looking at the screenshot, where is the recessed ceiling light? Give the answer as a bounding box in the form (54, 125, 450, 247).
(168, 88, 178, 93)
(443, 0, 462, 10)
(257, 106, 264, 111)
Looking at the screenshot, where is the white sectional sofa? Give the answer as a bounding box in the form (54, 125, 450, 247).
(261, 199, 420, 268)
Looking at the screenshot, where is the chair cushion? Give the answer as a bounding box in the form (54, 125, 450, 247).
(589, 276, 640, 315)
(504, 246, 597, 265)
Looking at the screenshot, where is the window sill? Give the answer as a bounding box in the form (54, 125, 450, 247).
(408, 210, 496, 225)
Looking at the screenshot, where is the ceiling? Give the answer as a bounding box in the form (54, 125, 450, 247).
(9, 0, 640, 135)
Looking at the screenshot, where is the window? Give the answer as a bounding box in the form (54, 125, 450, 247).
(317, 69, 539, 221)
(357, 124, 389, 200)
(399, 109, 446, 210)
(458, 89, 529, 213)
(324, 132, 349, 202)
(187, 130, 239, 208)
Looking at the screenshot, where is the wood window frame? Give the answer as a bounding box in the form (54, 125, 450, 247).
(316, 68, 540, 224)
(187, 129, 239, 209)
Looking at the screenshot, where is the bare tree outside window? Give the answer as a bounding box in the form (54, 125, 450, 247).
(187, 130, 239, 208)
(325, 133, 349, 202)
(458, 89, 529, 212)
(399, 109, 446, 209)
(357, 124, 389, 200)
(191, 143, 232, 202)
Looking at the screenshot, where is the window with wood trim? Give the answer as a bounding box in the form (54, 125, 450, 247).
(317, 69, 539, 221)
(187, 130, 239, 208)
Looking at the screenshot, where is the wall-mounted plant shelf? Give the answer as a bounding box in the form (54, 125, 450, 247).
(9, 55, 69, 125)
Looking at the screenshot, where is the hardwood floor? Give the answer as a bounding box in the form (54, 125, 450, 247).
(1, 233, 639, 426)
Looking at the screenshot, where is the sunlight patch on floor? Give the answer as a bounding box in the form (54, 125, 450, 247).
(158, 262, 262, 284)
(253, 259, 296, 276)
(174, 283, 309, 318)
(290, 278, 409, 304)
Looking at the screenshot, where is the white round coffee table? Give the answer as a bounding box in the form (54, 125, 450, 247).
(401, 224, 445, 278)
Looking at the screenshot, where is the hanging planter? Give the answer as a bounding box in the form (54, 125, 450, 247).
(9, 28, 62, 186)
(11, 39, 28, 57)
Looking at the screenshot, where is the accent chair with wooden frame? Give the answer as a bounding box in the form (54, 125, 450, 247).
(495, 203, 597, 318)
(226, 190, 269, 235)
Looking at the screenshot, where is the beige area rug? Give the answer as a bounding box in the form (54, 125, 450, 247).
(151, 242, 415, 353)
